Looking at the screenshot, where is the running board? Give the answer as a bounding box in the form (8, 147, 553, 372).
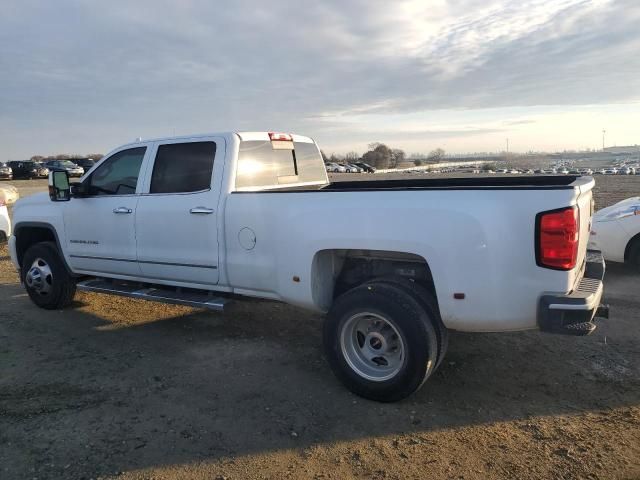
(76, 278, 229, 311)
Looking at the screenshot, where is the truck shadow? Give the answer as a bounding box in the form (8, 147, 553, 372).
(0, 266, 638, 478)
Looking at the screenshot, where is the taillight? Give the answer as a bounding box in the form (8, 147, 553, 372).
(268, 132, 293, 142)
(536, 206, 580, 270)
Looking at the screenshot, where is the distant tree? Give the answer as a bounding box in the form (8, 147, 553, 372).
(427, 148, 446, 162)
(30, 155, 44, 162)
(320, 150, 329, 162)
(362, 143, 393, 169)
(86, 153, 104, 160)
(414, 158, 424, 166)
(390, 148, 406, 168)
(344, 151, 359, 163)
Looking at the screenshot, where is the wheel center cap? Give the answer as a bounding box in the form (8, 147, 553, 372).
(367, 332, 386, 351)
(27, 268, 41, 285)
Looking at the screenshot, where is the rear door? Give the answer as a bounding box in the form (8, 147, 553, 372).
(135, 137, 224, 286)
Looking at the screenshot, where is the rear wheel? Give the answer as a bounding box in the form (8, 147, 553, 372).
(370, 277, 449, 370)
(22, 242, 76, 309)
(324, 282, 439, 402)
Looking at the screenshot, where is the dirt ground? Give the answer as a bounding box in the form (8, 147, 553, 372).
(0, 175, 639, 480)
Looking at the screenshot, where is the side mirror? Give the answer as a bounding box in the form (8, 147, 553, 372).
(49, 170, 71, 201)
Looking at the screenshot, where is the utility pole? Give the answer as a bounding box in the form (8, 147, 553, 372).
(602, 129, 606, 151)
(506, 138, 509, 154)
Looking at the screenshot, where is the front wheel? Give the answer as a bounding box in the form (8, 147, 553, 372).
(323, 282, 439, 402)
(22, 241, 76, 309)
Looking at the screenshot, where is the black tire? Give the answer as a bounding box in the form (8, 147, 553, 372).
(22, 241, 76, 309)
(628, 238, 640, 271)
(369, 277, 449, 370)
(324, 282, 439, 402)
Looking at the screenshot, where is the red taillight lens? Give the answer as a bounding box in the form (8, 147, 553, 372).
(536, 206, 580, 270)
(268, 132, 293, 142)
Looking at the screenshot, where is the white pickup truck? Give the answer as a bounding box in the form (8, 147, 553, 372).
(9, 132, 607, 401)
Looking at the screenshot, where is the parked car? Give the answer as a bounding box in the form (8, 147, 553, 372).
(559, 168, 569, 174)
(344, 164, 361, 173)
(325, 162, 346, 173)
(579, 169, 594, 175)
(72, 158, 96, 174)
(9, 131, 605, 402)
(7, 160, 49, 179)
(0, 162, 13, 180)
(0, 184, 19, 205)
(0, 192, 11, 242)
(589, 197, 640, 270)
(44, 160, 84, 177)
(353, 162, 376, 173)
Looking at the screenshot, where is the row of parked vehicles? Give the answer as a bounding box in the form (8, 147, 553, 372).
(325, 161, 376, 173)
(0, 158, 95, 180)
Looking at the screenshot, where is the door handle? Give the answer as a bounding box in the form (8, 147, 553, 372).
(190, 207, 215, 214)
(113, 207, 132, 214)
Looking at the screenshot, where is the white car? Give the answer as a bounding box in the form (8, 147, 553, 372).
(325, 162, 346, 173)
(589, 197, 640, 270)
(9, 131, 605, 402)
(0, 184, 19, 205)
(0, 194, 11, 242)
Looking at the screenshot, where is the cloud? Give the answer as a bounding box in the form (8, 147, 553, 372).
(505, 119, 537, 126)
(0, 0, 638, 157)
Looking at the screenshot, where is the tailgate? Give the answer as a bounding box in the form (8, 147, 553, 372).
(573, 176, 596, 285)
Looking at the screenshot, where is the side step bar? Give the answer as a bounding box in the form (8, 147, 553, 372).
(77, 278, 229, 311)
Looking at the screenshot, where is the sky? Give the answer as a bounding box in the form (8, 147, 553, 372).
(1, 0, 639, 159)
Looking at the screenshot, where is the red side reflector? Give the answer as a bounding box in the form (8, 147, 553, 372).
(268, 132, 293, 142)
(536, 206, 580, 270)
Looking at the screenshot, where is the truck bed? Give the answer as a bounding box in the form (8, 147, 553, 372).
(235, 175, 581, 193)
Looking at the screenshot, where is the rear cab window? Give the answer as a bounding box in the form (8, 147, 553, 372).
(235, 134, 327, 190)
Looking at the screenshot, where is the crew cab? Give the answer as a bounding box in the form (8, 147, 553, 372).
(9, 132, 607, 401)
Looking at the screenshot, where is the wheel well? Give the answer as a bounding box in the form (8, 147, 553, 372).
(15, 226, 57, 268)
(624, 232, 640, 262)
(311, 249, 437, 310)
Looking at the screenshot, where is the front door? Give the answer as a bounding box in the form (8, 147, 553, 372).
(135, 138, 222, 286)
(63, 146, 149, 276)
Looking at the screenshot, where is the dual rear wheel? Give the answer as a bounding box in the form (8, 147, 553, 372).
(323, 279, 447, 402)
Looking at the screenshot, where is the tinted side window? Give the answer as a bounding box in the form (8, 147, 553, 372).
(88, 147, 146, 196)
(150, 142, 216, 194)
